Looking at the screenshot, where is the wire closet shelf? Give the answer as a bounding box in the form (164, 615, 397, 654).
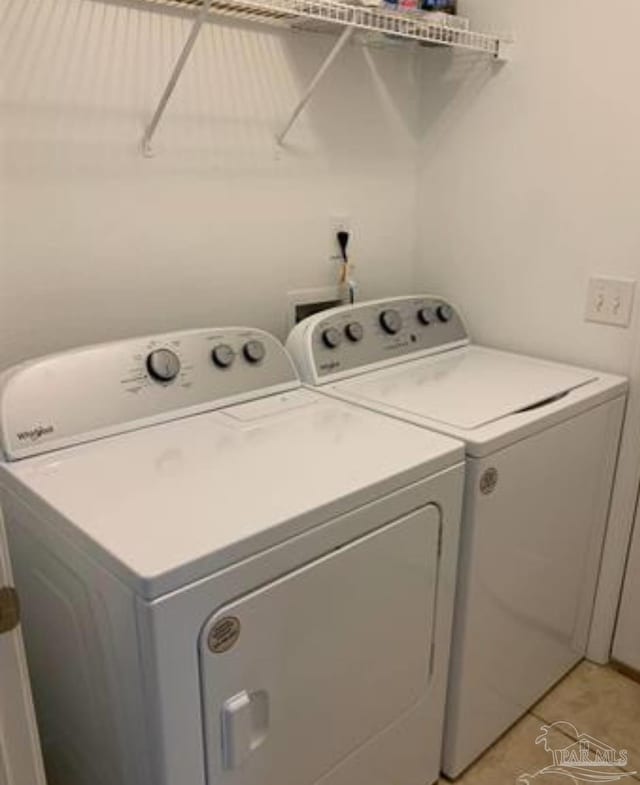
(134, 0, 511, 152)
(140, 0, 504, 53)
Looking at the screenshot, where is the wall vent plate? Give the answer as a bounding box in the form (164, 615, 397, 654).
(286, 287, 348, 335)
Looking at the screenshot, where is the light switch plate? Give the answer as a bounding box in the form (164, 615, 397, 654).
(585, 277, 636, 327)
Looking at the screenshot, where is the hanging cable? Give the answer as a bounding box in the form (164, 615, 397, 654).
(336, 230, 356, 305)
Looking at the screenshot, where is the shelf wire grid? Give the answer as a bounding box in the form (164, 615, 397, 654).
(133, 0, 504, 55)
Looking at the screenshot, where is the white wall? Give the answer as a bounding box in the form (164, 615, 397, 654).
(416, 0, 640, 376)
(415, 0, 640, 661)
(0, 0, 423, 370)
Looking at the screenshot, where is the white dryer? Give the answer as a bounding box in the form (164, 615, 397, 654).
(286, 296, 627, 779)
(0, 326, 465, 785)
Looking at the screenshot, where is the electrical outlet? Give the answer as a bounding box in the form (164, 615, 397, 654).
(329, 213, 351, 262)
(585, 277, 636, 327)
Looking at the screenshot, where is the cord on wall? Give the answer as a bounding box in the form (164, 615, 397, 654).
(336, 230, 356, 304)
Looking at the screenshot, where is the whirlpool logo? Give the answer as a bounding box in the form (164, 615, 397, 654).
(16, 425, 54, 442)
(320, 361, 341, 372)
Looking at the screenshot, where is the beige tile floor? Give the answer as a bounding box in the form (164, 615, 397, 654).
(440, 661, 640, 784)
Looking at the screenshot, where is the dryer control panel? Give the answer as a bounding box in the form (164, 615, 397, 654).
(0, 328, 299, 460)
(286, 296, 469, 385)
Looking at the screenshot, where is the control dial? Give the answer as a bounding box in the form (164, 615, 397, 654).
(345, 322, 364, 342)
(146, 349, 181, 383)
(322, 327, 343, 349)
(212, 344, 235, 369)
(417, 307, 433, 326)
(243, 340, 266, 364)
(379, 309, 403, 335)
(437, 304, 454, 323)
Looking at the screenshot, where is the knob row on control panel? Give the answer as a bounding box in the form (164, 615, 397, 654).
(379, 305, 453, 335)
(320, 304, 455, 350)
(146, 340, 267, 383)
(212, 340, 266, 368)
(322, 323, 365, 349)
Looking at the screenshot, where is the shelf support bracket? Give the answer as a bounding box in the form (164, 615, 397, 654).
(141, 0, 214, 156)
(276, 24, 356, 146)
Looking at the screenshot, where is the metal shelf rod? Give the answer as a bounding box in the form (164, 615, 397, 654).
(141, 0, 215, 155)
(276, 23, 355, 145)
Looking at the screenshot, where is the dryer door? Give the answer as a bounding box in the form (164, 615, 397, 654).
(199, 505, 441, 785)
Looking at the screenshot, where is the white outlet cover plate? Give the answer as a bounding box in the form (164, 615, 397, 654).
(585, 276, 636, 327)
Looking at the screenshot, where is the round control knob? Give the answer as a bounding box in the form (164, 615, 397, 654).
(243, 340, 266, 364)
(345, 322, 364, 343)
(437, 304, 454, 323)
(417, 307, 433, 326)
(212, 344, 235, 369)
(146, 348, 180, 383)
(322, 327, 343, 349)
(379, 309, 403, 335)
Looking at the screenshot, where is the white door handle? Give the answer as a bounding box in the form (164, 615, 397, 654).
(221, 690, 269, 770)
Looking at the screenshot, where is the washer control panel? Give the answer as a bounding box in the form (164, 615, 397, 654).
(0, 328, 299, 460)
(287, 296, 468, 383)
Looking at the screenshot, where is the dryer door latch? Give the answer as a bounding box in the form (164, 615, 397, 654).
(222, 690, 270, 769)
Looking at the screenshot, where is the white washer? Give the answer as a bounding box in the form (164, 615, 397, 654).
(0, 326, 465, 785)
(286, 296, 628, 779)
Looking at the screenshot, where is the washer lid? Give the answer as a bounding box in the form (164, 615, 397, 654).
(339, 346, 597, 430)
(0, 389, 462, 599)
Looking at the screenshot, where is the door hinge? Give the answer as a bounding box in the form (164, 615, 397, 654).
(0, 587, 20, 634)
